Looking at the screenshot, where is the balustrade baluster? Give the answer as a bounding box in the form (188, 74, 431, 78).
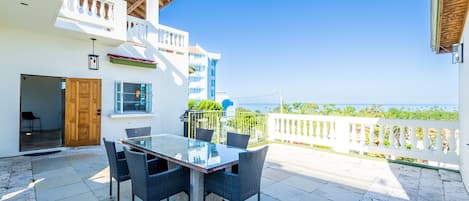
(303, 120, 307, 137)
(436, 128, 442, 152)
(351, 123, 357, 144)
(99, 0, 105, 18)
(379, 125, 385, 147)
(410, 127, 417, 150)
(91, 0, 97, 17)
(323, 122, 328, 139)
(399, 126, 406, 149)
(360, 124, 365, 145)
(389, 125, 395, 148)
(423, 128, 430, 151)
(73, 0, 79, 12)
(369, 124, 375, 146)
(82, 0, 89, 14)
(315, 121, 320, 139)
(448, 129, 456, 154)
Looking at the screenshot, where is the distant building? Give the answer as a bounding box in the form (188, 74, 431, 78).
(188, 45, 221, 101)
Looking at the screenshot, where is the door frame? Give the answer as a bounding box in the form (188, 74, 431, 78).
(19, 74, 66, 152)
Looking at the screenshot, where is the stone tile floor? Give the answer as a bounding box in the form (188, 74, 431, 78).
(1, 143, 468, 201)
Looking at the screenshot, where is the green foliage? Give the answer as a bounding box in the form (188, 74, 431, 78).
(188, 99, 196, 110)
(188, 99, 223, 111)
(271, 103, 458, 121)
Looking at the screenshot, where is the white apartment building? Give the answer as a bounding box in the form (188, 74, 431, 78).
(188, 45, 221, 101)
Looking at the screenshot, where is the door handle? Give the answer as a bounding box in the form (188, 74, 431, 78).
(97, 109, 101, 116)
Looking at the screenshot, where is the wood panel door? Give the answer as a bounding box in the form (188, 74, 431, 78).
(65, 78, 102, 146)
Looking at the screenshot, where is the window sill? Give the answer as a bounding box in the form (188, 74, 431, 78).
(108, 113, 155, 119)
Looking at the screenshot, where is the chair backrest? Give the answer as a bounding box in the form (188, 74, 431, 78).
(227, 132, 250, 149)
(124, 147, 150, 197)
(239, 146, 269, 198)
(125, 127, 151, 138)
(21, 112, 36, 120)
(103, 138, 120, 179)
(195, 128, 214, 142)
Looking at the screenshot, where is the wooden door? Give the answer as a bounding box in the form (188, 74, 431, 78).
(65, 78, 102, 146)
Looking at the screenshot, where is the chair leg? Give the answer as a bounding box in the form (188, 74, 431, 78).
(109, 175, 112, 197)
(117, 182, 120, 201)
(132, 193, 135, 201)
(258, 192, 260, 201)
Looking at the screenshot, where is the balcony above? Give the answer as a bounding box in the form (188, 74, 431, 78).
(55, 0, 128, 45)
(127, 15, 189, 54)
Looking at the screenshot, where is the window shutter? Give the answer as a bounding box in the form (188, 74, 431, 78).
(146, 83, 152, 113)
(114, 81, 122, 113)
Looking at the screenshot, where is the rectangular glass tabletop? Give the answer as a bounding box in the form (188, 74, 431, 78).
(121, 134, 247, 173)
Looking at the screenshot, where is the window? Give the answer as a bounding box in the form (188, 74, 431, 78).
(211, 80, 215, 86)
(211, 90, 215, 97)
(115, 81, 152, 113)
(211, 68, 215, 76)
(189, 76, 202, 82)
(189, 88, 202, 94)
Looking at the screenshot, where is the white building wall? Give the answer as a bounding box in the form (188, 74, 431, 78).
(0, 26, 188, 157)
(459, 16, 469, 191)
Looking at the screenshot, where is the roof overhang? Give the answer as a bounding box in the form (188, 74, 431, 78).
(431, 0, 469, 54)
(127, 0, 173, 19)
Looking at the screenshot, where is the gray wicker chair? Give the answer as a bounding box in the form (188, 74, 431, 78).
(204, 146, 269, 201)
(125, 127, 151, 138)
(195, 128, 214, 142)
(125, 127, 163, 163)
(227, 132, 250, 149)
(103, 138, 130, 201)
(226, 132, 251, 173)
(124, 148, 190, 201)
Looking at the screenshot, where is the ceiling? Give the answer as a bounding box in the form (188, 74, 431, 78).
(126, 0, 173, 19)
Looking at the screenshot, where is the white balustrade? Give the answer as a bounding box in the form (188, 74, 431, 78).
(268, 113, 459, 165)
(157, 24, 189, 54)
(60, 0, 116, 30)
(127, 15, 148, 44)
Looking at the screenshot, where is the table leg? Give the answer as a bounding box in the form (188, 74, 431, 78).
(190, 169, 204, 201)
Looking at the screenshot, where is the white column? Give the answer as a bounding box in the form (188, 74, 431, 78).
(146, 0, 159, 45)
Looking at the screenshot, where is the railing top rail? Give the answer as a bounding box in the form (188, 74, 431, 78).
(157, 24, 189, 36)
(127, 15, 148, 23)
(268, 113, 459, 129)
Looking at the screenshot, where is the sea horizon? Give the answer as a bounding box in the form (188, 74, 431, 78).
(236, 103, 458, 113)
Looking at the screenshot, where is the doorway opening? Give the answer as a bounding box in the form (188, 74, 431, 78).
(20, 74, 65, 152)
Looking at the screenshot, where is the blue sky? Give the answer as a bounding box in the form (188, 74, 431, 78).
(160, 0, 457, 105)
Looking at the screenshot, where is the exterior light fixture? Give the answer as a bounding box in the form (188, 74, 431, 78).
(88, 38, 99, 70)
(452, 43, 463, 64)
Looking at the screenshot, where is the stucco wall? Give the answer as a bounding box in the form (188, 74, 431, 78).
(0, 26, 188, 157)
(459, 17, 469, 191)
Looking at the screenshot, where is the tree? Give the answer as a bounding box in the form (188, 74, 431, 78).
(195, 100, 223, 111)
(188, 99, 196, 110)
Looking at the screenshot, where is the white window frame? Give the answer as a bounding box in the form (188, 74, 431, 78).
(114, 81, 152, 114)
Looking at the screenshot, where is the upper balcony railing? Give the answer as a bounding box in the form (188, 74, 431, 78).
(126, 16, 188, 54)
(58, 0, 188, 52)
(58, 0, 127, 41)
(156, 24, 189, 54)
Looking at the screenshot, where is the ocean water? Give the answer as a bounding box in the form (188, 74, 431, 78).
(236, 103, 458, 113)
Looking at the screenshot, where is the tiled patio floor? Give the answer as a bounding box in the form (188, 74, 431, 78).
(1, 143, 469, 201)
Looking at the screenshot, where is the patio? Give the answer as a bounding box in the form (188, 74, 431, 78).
(1, 143, 468, 201)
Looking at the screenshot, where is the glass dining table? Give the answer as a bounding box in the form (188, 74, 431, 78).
(121, 133, 247, 201)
